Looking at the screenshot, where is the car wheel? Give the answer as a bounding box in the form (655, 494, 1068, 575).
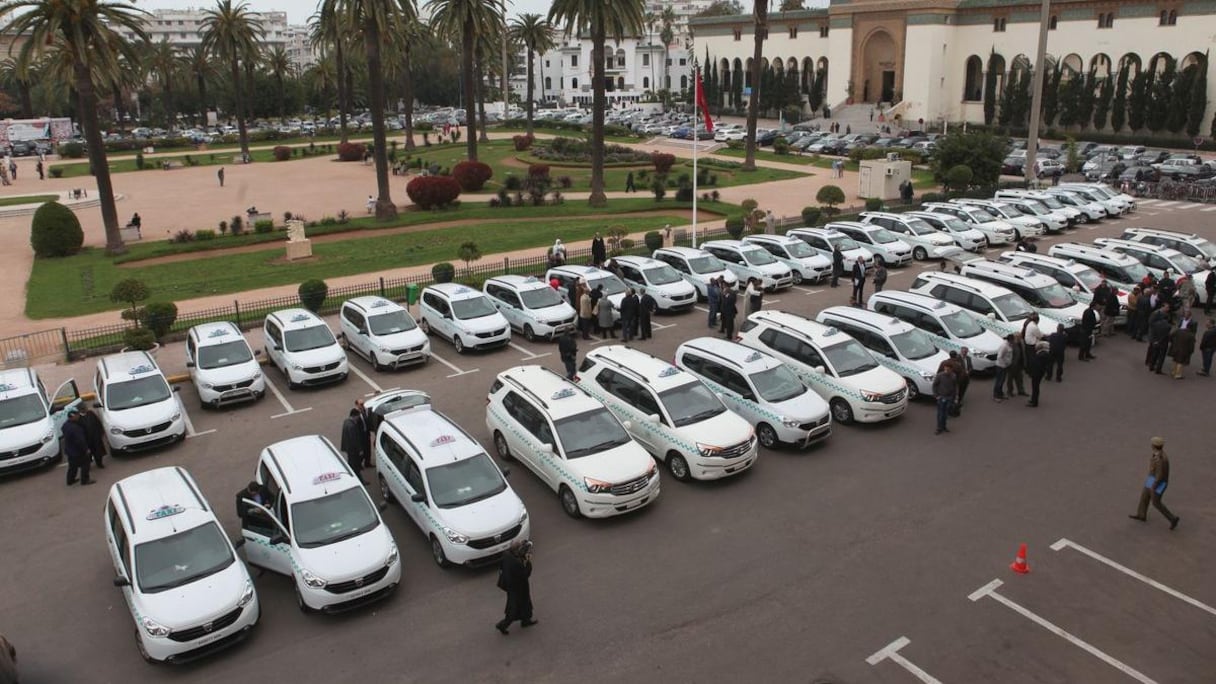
(420, 318, 431, 335)
(523, 325, 536, 342)
(667, 452, 691, 482)
(430, 535, 452, 568)
(1012, 229, 1023, 241)
(493, 431, 513, 461)
(904, 378, 920, 401)
(830, 398, 854, 425)
(295, 584, 314, 614)
(373, 356, 387, 372)
(453, 336, 465, 354)
(791, 270, 804, 285)
(913, 247, 928, 261)
(558, 485, 581, 518)
(756, 423, 780, 449)
(379, 474, 394, 505)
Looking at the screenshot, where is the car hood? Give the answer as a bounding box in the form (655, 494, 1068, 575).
(793, 254, 832, 268)
(137, 559, 250, 629)
(848, 365, 910, 396)
(0, 416, 53, 449)
(532, 302, 578, 323)
(285, 344, 346, 367)
(673, 410, 754, 449)
(105, 397, 179, 430)
(372, 328, 428, 348)
(296, 524, 394, 582)
(196, 360, 261, 385)
(454, 312, 509, 334)
(436, 488, 526, 538)
(648, 280, 697, 297)
(567, 440, 654, 484)
(767, 389, 830, 422)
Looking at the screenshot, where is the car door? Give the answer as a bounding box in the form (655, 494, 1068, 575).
(343, 307, 372, 360)
(264, 320, 284, 369)
(239, 474, 293, 576)
(430, 294, 456, 340)
(619, 264, 646, 294)
(376, 432, 415, 524)
(501, 392, 555, 488)
(105, 503, 136, 611)
(595, 369, 661, 454)
(489, 286, 524, 332)
(703, 359, 756, 419)
(399, 454, 431, 534)
(48, 379, 81, 433)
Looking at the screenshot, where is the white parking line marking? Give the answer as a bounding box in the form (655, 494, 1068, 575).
(509, 342, 551, 360)
(430, 351, 479, 378)
(1138, 199, 1160, 205)
(865, 636, 942, 684)
(1201, 206, 1216, 212)
(265, 376, 313, 420)
(348, 364, 383, 393)
(694, 305, 710, 313)
(1178, 202, 1203, 210)
(1050, 539, 1216, 617)
(766, 299, 781, 306)
(178, 396, 215, 438)
(968, 579, 1157, 684)
(1152, 201, 1180, 208)
(651, 322, 677, 330)
(791, 286, 818, 294)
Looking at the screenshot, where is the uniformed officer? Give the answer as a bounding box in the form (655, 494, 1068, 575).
(62, 409, 94, 486)
(1129, 436, 1179, 530)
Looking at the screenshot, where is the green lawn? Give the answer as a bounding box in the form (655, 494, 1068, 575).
(714, 147, 937, 187)
(50, 146, 329, 178)
(0, 194, 57, 207)
(28, 213, 708, 319)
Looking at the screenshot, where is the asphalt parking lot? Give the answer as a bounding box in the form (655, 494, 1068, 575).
(3, 198, 1215, 683)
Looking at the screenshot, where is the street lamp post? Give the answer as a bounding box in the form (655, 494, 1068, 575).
(1024, 0, 1051, 186)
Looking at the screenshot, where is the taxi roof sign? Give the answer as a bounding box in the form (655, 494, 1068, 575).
(146, 504, 185, 521)
(290, 313, 313, 323)
(0, 383, 17, 392)
(823, 327, 840, 336)
(128, 364, 156, 375)
(430, 434, 457, 447)
(550, 387, 577, 400)
(744, 351, 764, 363)
(658, 366, 681, 378)
(313, 471, 343, 485)
(207, 328, 231, 338)
(369, 299, 391, 308)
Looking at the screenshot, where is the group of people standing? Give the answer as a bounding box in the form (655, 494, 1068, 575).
(705, 277, 740, 340)
(62, 405, 107, 487)
(339, 398, 374, 481)
(572, 280, 657, 343)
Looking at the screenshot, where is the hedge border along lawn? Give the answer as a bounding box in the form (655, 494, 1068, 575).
(27, 212, 721, 319)
(713, 147, 938, 188)
(0, 194, 58, 207)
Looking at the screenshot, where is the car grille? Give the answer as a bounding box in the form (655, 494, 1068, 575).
(168, 605, 244, 643)
(610, 473, 651, 496)
(672, 293, 694, 302)
(390, 344, 426, 355)
(122, 421, 172, 438)
(0, 443, 42, 462)
(799, 416, 831, 431)
(717, 437, 755, 459)
(476, 328, 507, 339)
(877, 389, 907, 404)
(212, 378, 256, 393)
(467, 523, 524, 550)
(326, 565, 390, 594)
(303, 361, 341, 374)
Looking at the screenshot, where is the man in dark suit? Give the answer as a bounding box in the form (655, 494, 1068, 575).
(340, 409, 367, 482)
(79, 405, 107, 469)
(830, 246, 844, 288)
(355, 398, 372, 468)
(495, 540, 537, 635)
(63, 410, 94, 486)
(590, 232, 606, 267)
(1079, 301, 1098, 360)
(720, 286, 739, 340)
(619, 288, 639, 343)
(638, 292, 658, 340)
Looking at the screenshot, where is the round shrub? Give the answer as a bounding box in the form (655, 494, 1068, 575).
(945, 164, 974, 193)
(30, 201, 84, 258)
(864, 197, 884, 212)
(512, 134, 535, 151)
(652, 152, 676, 174)
(406, 175, 462, 210)
(254, 220, 274, 234)
(920, 192, 944, 204)
(619, 238, 635, 249)
(741, 198, 759, 213)
(801, 206, 822, 226)
(194, 229, 216, 240)
(725, 216, 746, 240)
(452, 160, 494, 191)
(297, 279, 329, 312)
(644, 231, 663, 252)
(273, 145, 292, 161)
(432, 262, 456, 283)
(528, 163, 550, 181)
(336, 142, 366, 162)
(142, 302, 178, 339)
(57, 141, 85, 158)
(122, 327, 157, 351)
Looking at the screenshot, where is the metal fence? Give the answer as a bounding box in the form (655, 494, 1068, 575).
(0, 328, 69, 368)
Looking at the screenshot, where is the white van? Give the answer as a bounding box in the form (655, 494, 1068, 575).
(546, 264, 628, 322)
(263, 309, 349, 389)
(990, 195, 1070, 232)
(701, 239, 796, 290)
(675, 337, 831, 448)
(1043, 188, 1108, 221)
(921, 202, 1017, 245)
(815, 306, 950, 400)
(828, 220, 916, 265)
(903, 211, 987, 252)
(0, 368, 79, 474)
(651, 246, 740, 298)
(418, 283, 511, 353)
(237, 435, 400, 613)
(1118, 228, 1216, 270)
(853, 214, 951, 262)
(867, 291, 1003, 371)
(958, 260, 1086, 337)
(786, 227, 873, 268)
(998, 251, 1128, 323)
(952, 199, 1046, 239)
(742, 234, 834, 284)
(106, 467, 258, 663)
(186, 322, 265, 408)
(612, 255, 698, 311)
(339, 297, 430, 369)
(1058, 184, 1129, 215)
(94, 351, 186, 453)
(993, 190, 1081, 226)
(909, 271, 1035, 338)
(1093, 238, 1212, 303)
(1047, 242, 1151, 291)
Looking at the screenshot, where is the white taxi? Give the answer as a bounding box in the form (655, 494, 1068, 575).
(263, 309, 349, 389)
(419, 283, 511, 353)
(0, 368, 79, 474)
(94, 351, 186, 453)
(652, 246, 740, 298)
(611, 255, 698, 311)
(185, 322, 265, 408)
(483, 275, 578, 342)
(338, 296, 430, 370)
(868, 291, 1004, 372)
(815, 306, 950, 401)
(742, 234, 834, 284)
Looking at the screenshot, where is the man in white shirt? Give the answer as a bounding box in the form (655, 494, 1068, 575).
(1022, 313, 1043, 360)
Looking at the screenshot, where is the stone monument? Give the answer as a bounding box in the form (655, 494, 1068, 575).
(285, 219, 313, 260)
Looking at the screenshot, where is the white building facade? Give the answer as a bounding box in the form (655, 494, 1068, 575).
(121, 9, 315, 71)
(531, 35, 694, 107)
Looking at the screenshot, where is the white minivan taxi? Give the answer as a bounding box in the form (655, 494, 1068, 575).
(372, 390, 529, 566)
(701, 239, 795, 290)
(237, 435, 400, 613)
(903, 211, 988, 252)
(854, 214, 951, 261)
(94, 351, 186, 453)
(675, 337, 831, 448)
(612, 255, 698, 311)
(106, 466, 258, 663)
(867, 291, 1004, 372)
(651, 246, 739, 298)
(577, 346, 758, 482)
(263, 309, 349, 389)
(0, 368, 79, 474)
(186, 322, 265, 408)
(487, 366, 659, 517)
(998, 251, 1129, 323)
(339, 296, 430, 370)
(958, 260, 1086, 338)
(736, 310, 908, 425)
(909, 271, 1034, 338)
(419, 283, 511, 353)
(741, 234, 834, 284)
(483, 275, 578, 341)
(546, 264, 628, 321)
(815, 306, 950, 401)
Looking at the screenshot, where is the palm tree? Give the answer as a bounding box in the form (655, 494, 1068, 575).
(0, 0, 148, 255)
(187, 44, 217, 126)
(428, 0, 501, 161)
(659, 6, 675, 92)
(382, 15, 424, 149)
(0, 55, 36, 117)
(510, 13, 555, 136)
(342, 0, 416, 220)
(200, 0, 264, 160)
(743, 1, 769, 171)
(549, 0, 646, 207)
(311, 0, 353, 142)
(144, 40, 184, 129)
(264, 45, 292, 119)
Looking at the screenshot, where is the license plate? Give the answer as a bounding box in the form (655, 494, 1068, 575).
(195, 631, 225, 646)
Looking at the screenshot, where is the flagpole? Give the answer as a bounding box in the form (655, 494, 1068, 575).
(692, 59, 699, 249)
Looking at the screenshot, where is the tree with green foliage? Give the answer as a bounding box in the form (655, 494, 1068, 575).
(29, 201, 83, 258)
(982, 52, 1000, 125)
(997, 69, 1018, 127)
(1076, 71, 1097, 130)
(779, 0, 803, 9)
(1187, 53, 1208, 137)
(696, 0, 743, 17)
(1127, 71, 1150, 131)
(456, 240, 481, 273)
(1056, 75, 1082, 128)
(510, 13, 556, 137)
(111, 279, 150, 324)
(808, 68, 825, 112)
(743, 0, 769, 170)
(1063, 137, 1081, 173)
(1146, 55, 1175, 132)
(201, 0, 265, 160)
(1092, 74, 1114, 131)
(816, 185, 845, 218)
(1110, 63, 1129, 133)
(943, 164, 973, 194)
(932, 131, 1005, 188)
(1041, 64, 1062, 127)
(1166, 62, 1195, 134)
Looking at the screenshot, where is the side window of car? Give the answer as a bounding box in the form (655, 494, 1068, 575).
(632, 383, 663, 420)
(622, 265, 642, 282)
(405, 458, 425, 493)
(966, 293, 995, 315)
(917, 313, 947, 337)
(266, 322, 282, 347)
(348, 309, 366, 331)
(379, 433, 407, 472)
(794, 340, 826, 369)
(669, 257, 690, 273)
(866, 331, 897, 358)
(110, 507, 131, 575)
(717, 366, 753, 398)
(680, 353, 705, 373)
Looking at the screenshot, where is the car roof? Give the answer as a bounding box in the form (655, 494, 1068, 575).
(425, 283, 490, 300)
(586, 345, 699, 390)
(677, 336, 782, 372)
(702, 239, 751, 250)
(914, 271, 1017, 297)
(111, 466, 213, 541)
(190, 321, 246, 346)
(818, 305, 917, 335)
(1049, 242, 1140, 264)
(1095, 238, 1184, 258)
(962, 260, 1059, 287)
(1122, 227, 1205, 242)
(549, 264, 616, 279)
(487, 274, 548, 290)
(382, 406, 484, 465)
(615, 255, 667, 268)
(654, 245, 711, 258)
(857, 212, 912, 221)
(743, 233, 799, 244)
(0, 367, 37, 398)
(497, 365, 604, 419)
(1001, 251, 1089, 273)
(98, 350, 162, 379)
(789, 227, 846, 237)
(748, 310, 844, 346)
(872, 289, 962, 313)
(261, 435, 359, 500)
(345, 295, 406, 312)
(267, 308, 327, 330)
(828, 220, 874, 230)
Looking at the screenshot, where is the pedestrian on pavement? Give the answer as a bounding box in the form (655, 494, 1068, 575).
(1198, 318, 1216, 376)
(764, 209, 776, 235)
(1132, 286, 1153, 341)
(1205, 272, 1216, 315)
(720, 286, 739, 340)
(625, 171, 636, 193)
(578, 285, 593, 340)
(1129, 436, 1179, 530)
(1102, 283, 1121, 338)
(638, 291, 657, 340)
(8, 158, 16, 180)
(1022, 313, 1043, 359)
(591, 232, 606, 267)
(932, 360, 956, 435)
(35, 159, 43, 180)
(340, 408, 368, 482)
(954, 348, 973, 411)
(1047, 324, 1067, 381)
(993, 335, 1013, 401)
(830, 246, 844, 288)
(1079, 301, 1098, 360)
(495, 539, 537, 634)
(558, 328, 578, 380)
(587, 285, 603, 336)
(1006, 333, 1027, 397)
(1169, 320, 1196, 379)
(355, 397, 372, 467)
(602, 289, 622, 341)
(850, 257, 866, 306)
(79, 405, 107, 469)
(744, 278, 763, 316)
(1177, 275, 1196, 311)
(551, 239, 567, 265)
(217, 166, 225, 187)
(1026, 340, 1050, 407)
(1146, 306, 1172, 373)
(706, 278, 721, 329)
(872, 260, 887, 292)
(900, 179, 914, 204)
(366, 195, 375, 214)
(62, 409, 94, 486)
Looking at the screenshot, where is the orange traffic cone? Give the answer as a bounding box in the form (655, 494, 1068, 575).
(1010, 543, 1031, 574)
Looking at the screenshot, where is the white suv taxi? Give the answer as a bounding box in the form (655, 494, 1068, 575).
(675, 337, 831, 448)
(701, 239, 795, 290)
(1119, 228, 1216, 269)
(371, 390, 529, 566)
(237, 435, 401, 613)
(0, 368, 79, 474)
(867, 291, 1004, 372)
(827, 220, 915, 266)
(742, 234, 833, 284)
(577, 346, 757, 482)
(106, 466, 259, 663)
(487, 366, 660, 517)
(263, 309, 349, 389)
(611, 255, 698, 311)
(483, 275, 577, 341)
(419, 283, 511, 353)
(737, 311, 907, 425)
(856, 213, 953, 261)
(651, 246, 739, 298)
(815, 306, 949, 401)
(339, 297, 430, 370)
(546, 264, 627, 320)
(786, 227, 873, 268)
(909, 271, 1035, 338)
(186, 322, 265, 408)
(94, 351, 186, 453)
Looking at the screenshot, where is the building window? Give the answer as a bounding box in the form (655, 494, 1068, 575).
(545, 77, 552, 90)
(1049, 15, 1058, 30)
(618, 56, 626, 67)
(643, 77, 650, 89)
(993, 17, 1006, 32)
(572, 78, 578, 89)
(667, 58, 672, 66)
(789, 26, 797, 39)
(679, 58, 686, 66)
(570, 55, 578, 67)
(1097, 12, 1114, 28)
(733, 28, 742, 41)
(1160, 10, 1177, 25)
(819, 25, 829, 38)
(642, 54, 649, 66)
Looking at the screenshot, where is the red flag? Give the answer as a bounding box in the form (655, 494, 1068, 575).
(695, 68, 714, 133)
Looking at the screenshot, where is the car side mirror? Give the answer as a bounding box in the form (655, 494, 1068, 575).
(113, 576, 130, 588)
(622, 420, 633, 430)
(358, 327, 368, 335)
(647, 413, 661, 424)
(268, 533, 288, 546)
(185, 361, 195, 368)
(541, 443, 554, 454)
(410, 492, 426, 503)
(987, 313, 997, 320)
(172, 385, 181, 393)
(93, 401, 103, 409)
(443, 312, 452, 319)
(813, 366, 826, 375)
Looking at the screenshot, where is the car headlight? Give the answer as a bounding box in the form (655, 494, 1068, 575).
(300, 568, 327, 588)
(1067, 318, 1079, 326)
(584, 477, 612, 494)
(290, 363, 303, 371)
(919, 371, 935, 380)
(237, 580, 255, 607)
(696, 442, 721, 458)
(386, 544, 399, 566)
(201, 382, 214, 389)
(646, 460, 657, 477)
(379, 345, 391, 353)
(109, 427, 123, 435)
(41, 431, 54, 443)
(442, 526, 469, 545)
(518, 509, 529, 525)
(251, 371, 262, 380)
(781, 417, 800, 428)
(860, 390, 883, 402)
(170, 412, 182, 422)
(141, 616, 171, 638)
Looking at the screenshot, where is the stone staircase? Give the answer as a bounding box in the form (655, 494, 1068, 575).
(825, 103, 893, 135)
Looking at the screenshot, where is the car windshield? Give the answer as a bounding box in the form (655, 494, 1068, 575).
(870, 228, 900, 244)
(741, 248, 777, 266)
(828, 235, 862, 251)
(451, 296, 498, 320)
(0, 393, 46, 428)
(890, 329, 939, 360)
(555, 407, 634, 458)
(589, 274, 627, 296)
(991, 205, 1021, 219)
(1089, 186, 1116, 199)
(519, 287, 565, 310)
(291, 487, 380, 548)
(368, 310, 418, 335)
(783, 240, 817, 257)
(426, 453, 507, 508)
(197, 340, 254, 369)
(749, 365, 806, 403)
(1171, 253, 1205, 275)
(993, 293, 1035, 321)
(1072, 267, 1104, 290)
(1032, 282, 1077, 308)
(1195, 241, 1216, 259)
(940, 310, 984, 338)
(284, 324, 336, 352)
(1038, 196, 1065, 209)
(904, 219, 936, 236)
(643, 265, 684, 285)
(658, 382, 727, 427)
(106, 375, 172, 411)
(823, 339, 879, 377)
(687, 255, 727, 274)
(1019, 202, 1048, 216)
(134, 522, 235, 593)
(941, 218, 973, 233)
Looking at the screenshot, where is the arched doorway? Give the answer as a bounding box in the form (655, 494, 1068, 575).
(861, 29, 899, 103)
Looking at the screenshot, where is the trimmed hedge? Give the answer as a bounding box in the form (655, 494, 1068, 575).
(644, 231, 664, 251)
(30, 201, 84, 258)
(512, 134, 535, 151)
(57, 141, 85, 158)
(142, 302, 178, 339)
(298, 279, 329, 312)
(406, 175, 462, 209)
(452, 160, 494, 191)
(336, 142, 365, 162)
(432, 262, 456, 283)
(272, 145, 291, 161)
(528, 163, 550, 181)
(801, 206, 822, 226)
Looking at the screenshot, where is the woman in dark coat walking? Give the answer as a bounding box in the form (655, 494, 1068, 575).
(495, 540, 536, 634)
(1170, 321, 1196, 379)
